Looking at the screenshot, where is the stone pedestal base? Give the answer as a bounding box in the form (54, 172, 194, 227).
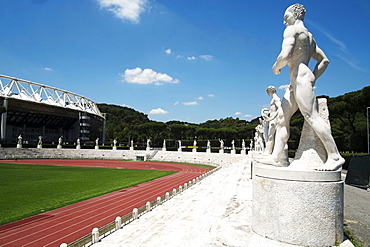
(177, 148, 182, 152)
(17, 144, 22, 148)
(57, 145, 62, 149)
(241, 149, 246, 155)
(76, 145, 81, 149)
(162, 148, 166, 151)
(231, 150, 236, 155)
(252, 163, 343, 247)
(206, 149, 211, 153)
(219, 149, 224, 154)
(37, 145, 42, 149)
(192, 148, 196, 153)
(130, 147, 134, 151)
(112, 146, 117, 151)
(95, 146, 99, 150)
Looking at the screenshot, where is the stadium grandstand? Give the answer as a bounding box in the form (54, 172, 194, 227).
(0, 74, 105, 145)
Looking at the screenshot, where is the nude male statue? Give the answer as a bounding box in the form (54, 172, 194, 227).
(269, 3, 344, 170)
(262, 86, 280, 155)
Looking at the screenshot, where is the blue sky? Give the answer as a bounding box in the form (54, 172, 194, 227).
(0, 0, 369, 123)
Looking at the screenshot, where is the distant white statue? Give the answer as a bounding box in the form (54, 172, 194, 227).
(261, 108, 270, 147)
(178, 140, 182, 152)
(16, 134, 22, 148)
(219, 139, 224, 149)
(262, 3, 344, 170)
(242, 139, 246, 150)
(76, 138, 81, 149)
(231, 140, 235, 150)
(262, 86, 280, 155)
(162, 139, 166, 151)
(37, 136, 43, 148)
(113, 138, 117, 150)
(219, 139, 224, 153)
(255, 122, 265, 152)
(146, 139, 151, 151)
(130, 139, 134, 151)
(57, 136, 63, 149)
(207, 140, 211, 149)
(95, 138, 99, 145)
(192, 139, 197, 152)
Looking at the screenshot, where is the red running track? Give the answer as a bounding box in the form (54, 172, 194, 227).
(0, 159, 211, 247)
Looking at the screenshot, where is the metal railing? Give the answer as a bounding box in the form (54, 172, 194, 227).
(65, 166, 221, 247)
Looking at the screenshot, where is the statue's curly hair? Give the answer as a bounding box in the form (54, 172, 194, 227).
(266, 86, 276, 94)
(288, 3, 306, 20)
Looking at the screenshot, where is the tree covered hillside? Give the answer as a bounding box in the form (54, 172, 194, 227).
(98, 85, 370, 152)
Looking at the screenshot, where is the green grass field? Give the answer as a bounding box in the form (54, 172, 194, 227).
(0, 163, 176, 226)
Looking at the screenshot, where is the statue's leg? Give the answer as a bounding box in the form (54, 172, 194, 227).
(294, 65, 344, 170)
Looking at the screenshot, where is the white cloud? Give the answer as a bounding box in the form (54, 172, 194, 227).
(122, 67, 179, 85)
(307, 19, 366, 72)
(234, 112, 242, 115)
(243, 114, 252, 118)
(173, 101, 179, 105)
(149, 108, 169, 115)
(182, 101, 198, 106)
(208, 94, 215, 97)
(187, 56, 197, 60)
(165, 48, 172, 54)
(197, 96, 203, 100)
(176, 55, 183, 59)
(43, 67, 53, 71)
(97, 0, 147, 23)
(199, 55, 213, 61)
(120, 103, 132, 108)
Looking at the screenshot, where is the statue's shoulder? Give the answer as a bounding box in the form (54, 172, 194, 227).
(283, 25, 297, 38)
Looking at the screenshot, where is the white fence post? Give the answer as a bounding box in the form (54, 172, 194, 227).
(172, 188, 177, 196)
(92, 227, 99, 244)
(115, 216, 122, 230)
(157, 196, 161, 205)
(60, 244, 68, 247)
(146, 201, 151, 212)
(165, 192, 170, 200)
(132, 208, 138, 220)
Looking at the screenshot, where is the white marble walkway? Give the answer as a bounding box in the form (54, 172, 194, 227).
(94, 158, 352, 247)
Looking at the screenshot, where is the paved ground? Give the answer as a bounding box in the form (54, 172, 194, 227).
(343, 177, 370, 247)
(95, 159, 354, 247)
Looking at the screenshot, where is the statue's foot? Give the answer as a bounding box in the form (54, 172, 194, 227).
(315, 157, 345, 171)
(255, 155, 281, 166)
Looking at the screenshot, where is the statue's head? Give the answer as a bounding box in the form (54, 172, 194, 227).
(286, 3, 306, 21)
(266, 86, 276, 96)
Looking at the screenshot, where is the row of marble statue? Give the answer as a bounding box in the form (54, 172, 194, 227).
(16, 134, 250, 152)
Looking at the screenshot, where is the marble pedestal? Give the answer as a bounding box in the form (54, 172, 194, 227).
(252, 163, 343, 247)
(16, 144, 22, 148)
